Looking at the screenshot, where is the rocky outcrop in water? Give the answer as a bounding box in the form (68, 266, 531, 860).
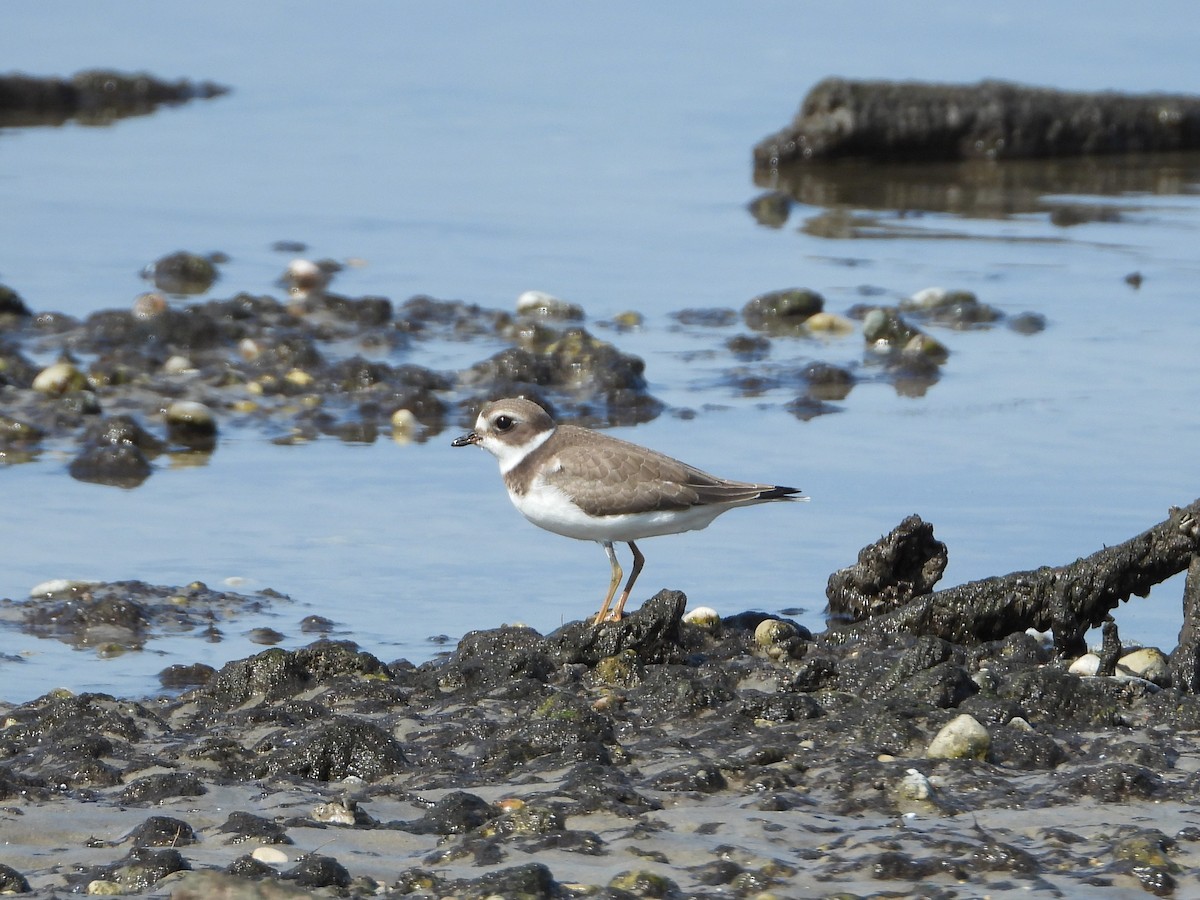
(755, 78, 1200, 168)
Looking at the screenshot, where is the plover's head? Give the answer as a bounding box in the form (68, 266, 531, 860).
(451, 398, 556, 472)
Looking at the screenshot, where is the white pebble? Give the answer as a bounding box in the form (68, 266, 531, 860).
(251, 846, 289, 865)
(1069, 653, 1101, 676)
(29, 579, 90, 599)
(682, 606, 720, 628)
(32, 361, 87, 395)
(162, 355, 195, 375)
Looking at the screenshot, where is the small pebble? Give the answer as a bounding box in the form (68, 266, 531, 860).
(32, 361, 87, 395)
(165, 400, 218, 450)
(391, 408, 418, 442)
(804, 311, 855, 335)
(516, 289, 584, 320)
(131, 291, 168, 319)
(754, 618, 797, 647)
(682, 606, 721, 629)
(284, 258, 329, 296)
(251, 846, 289, 865)
(1069, 653, 1101, 676)
(29, 578, 91, 598)
(311, 799, 358, 826)
(162, 354, 195, 375)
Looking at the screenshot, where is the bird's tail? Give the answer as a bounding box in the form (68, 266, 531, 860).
(757, 485, 808, 502)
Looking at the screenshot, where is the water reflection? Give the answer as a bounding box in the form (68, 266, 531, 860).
(750, 152, 1200, 235)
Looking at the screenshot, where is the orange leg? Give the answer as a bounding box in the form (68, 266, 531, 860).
(592, 541, 623, 625)
(607, 541, 645, 622)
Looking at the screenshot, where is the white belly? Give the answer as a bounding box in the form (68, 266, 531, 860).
(510, 480, 727, 543)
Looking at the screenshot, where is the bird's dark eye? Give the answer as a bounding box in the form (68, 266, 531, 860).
(494, 415, 514, 431)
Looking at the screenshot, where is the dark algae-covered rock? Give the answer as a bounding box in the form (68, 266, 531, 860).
(755, 77, 1200, 166)
(0, 69, 229, 128)
(5, 497, 1200, 895)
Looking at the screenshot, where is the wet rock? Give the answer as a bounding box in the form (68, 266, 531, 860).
(741, 287, 824, 334)
(900, 287, 1004, 328)
(22, 590, 150, 642)
(609, 869, 680, 898)
(282, 853, 350, 889)
(560, 761, 662, 815)
(1067, 763, 1161, 802)
(652, 763, 728, 794)
(926, 713, 991, 760)
(0, 863, 31, 893)
(84, 847, 189, 894)
(725, 333, 771, 361)
(448, 862, 559, 899)
(804, 310, 856, 335)
(786, 394, 841, 421)
(164, 400, 218, 451)
(0, 413, 43, 446)
(802, 361, 855, 400)
(66, 414, 166, 487)
(860, 306, 949, 364)
(681, 606, 720, 629)
(753, 618, 798, 647)
(0, 346, 39, 389)
(253, 717, 407, 782)
(299, 615, 335, 634)
(1118, 647, 1171, 686)
(119, 772, 206, 804)
(984, 722, 1068, 770)
(516, 289, 585, 321)
(826, 514, 948, 622)
(754, 77, 1200, 166)
(68, 442, 152, 487)
(0, 283, 32, 320)
(1008, 310, 1048, 334)
(147, 250, 219, 295)
(203, 641, 392, 708)
(31, 360, 88, 394)
(670, 307, 738, 327)
(432, 625, 557, 692)
(127, 815, 197, 847)
(399, 791, 499, 835)
(218, 811, 293, 845)
(548, 589, 688, 667)
(0, 70, 227, 128)
(158, 662, 218, 690)
(746, 190, 791, 227)
(281, 258, 333, 297)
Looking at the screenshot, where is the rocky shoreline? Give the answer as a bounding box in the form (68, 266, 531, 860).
(2, 584, 1199, 897)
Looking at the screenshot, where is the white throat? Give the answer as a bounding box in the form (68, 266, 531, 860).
(484, 425, 555, 475)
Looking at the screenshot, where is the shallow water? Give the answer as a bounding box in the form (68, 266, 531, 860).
(2, 2, 1200, 702)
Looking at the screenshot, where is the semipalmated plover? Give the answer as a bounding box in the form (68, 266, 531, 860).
(452, 397, 804, 623)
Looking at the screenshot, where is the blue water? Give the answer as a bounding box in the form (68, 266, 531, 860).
(2, 2, 1199, 702)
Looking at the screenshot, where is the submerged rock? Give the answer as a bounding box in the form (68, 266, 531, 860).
(145, 251, 220, 295)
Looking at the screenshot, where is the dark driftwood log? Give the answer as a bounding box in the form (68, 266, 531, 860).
(754, 78, 1200, 167)
(1169, 555, 1200, 691)
(830, 499, 1200, 659)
